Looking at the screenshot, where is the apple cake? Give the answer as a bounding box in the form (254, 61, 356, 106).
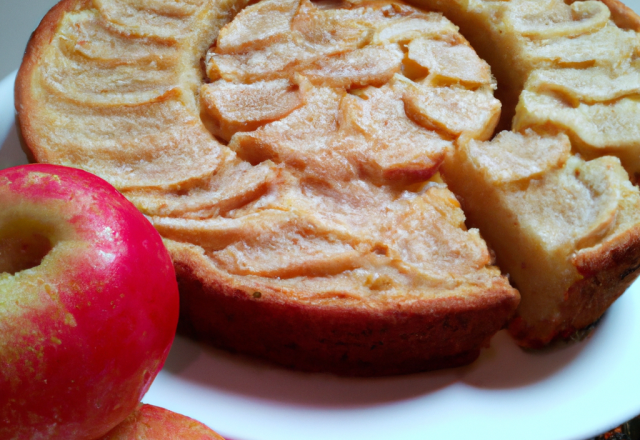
(15, 0, 518, 375)
(14, 0, 640, 372)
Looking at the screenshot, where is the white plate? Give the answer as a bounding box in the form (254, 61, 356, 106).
(3, 56, 640, 440)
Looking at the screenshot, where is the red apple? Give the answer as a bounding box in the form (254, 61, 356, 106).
(0, 164, 179, 439)
(99, 404, 226, 439)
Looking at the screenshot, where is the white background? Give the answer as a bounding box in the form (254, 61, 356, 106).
(0, 0, 59, 79)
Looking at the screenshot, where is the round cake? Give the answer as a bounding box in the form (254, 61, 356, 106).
(15, 0, 640, 373)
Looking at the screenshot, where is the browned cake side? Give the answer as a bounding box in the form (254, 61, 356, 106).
(599, 0, 640, 31)
(171, 240, 517, 375)
(16, 0, 520, 375)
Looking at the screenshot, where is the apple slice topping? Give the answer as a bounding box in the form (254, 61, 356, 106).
(399, 78, 501, 140)
(463, 130, 571, 185)
(504, 0, 610, 39)
(524, 67, 640, 106)
(216, 0, 300, 54)
(201, 79, 305, 142)
(407, 37, 493, 87)
(300, 44, 404, 88)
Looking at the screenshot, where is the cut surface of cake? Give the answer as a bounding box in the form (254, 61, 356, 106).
(16, 0, 520, 375)
(443, 130, 640, 347)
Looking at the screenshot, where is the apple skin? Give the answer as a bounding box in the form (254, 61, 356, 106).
(99, 404, 225, 440)
(0, 164, 179, 439)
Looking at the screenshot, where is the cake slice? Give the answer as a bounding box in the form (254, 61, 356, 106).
(443, 130, 640, 347)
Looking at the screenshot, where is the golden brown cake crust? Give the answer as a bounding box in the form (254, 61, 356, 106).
(169, 240, 519, 376)
(567, 225, 640, 324)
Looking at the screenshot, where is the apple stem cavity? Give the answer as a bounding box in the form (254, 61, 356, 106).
(0, 219, 53, 275)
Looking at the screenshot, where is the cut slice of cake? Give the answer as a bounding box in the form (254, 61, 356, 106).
(443, 130, 640, 347)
